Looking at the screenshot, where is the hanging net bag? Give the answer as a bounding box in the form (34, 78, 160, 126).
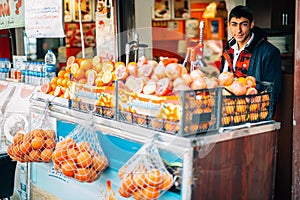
(118, 138, 174, 200)
(7, 104, 56, 163)
(52, 117, 108, 183)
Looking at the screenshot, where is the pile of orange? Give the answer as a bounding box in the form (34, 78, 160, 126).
(220, 74, 271, 126)
(118, 166, 173, 200)
(52, 138, 108, 183)
(7, 129, 56, 163)
(40, 67, 72, 99)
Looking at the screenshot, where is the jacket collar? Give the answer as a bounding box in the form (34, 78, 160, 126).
(225, 26, 267, 53)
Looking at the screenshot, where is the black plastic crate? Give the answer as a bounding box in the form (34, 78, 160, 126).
(116, 80, 222, 136)
(221, 81, 274, 127)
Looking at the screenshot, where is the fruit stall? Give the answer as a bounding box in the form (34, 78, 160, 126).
(0, 54, 280, 200)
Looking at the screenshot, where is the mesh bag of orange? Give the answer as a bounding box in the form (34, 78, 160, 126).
(7, 107, 56, 163)
(118, 139, 174, 200)
(52, 122, 109, 183)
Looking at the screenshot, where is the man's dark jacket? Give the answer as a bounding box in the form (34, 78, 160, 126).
(220, 26, 282, 103)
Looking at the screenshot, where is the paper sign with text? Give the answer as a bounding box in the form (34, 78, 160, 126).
(25, 0, 65, 38)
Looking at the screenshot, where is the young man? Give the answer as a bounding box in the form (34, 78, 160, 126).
(220, 5, 282, 104)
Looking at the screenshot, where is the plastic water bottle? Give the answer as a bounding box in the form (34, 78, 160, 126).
(44, 49, 56, 65)
(45, 64, 56, 83)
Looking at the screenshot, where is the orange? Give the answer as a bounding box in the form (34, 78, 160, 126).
(236, 77, 247, 85)
(246, 76, 256, 87)
(235, 98, 247, 113)
(63, 72, 71, 80)
(223, 99, 235, 115)
(65, 65, 71, 73)
(40, 83, 52, 94)
(87, 168, 99, 183)
(56, 77, 64, 86)
(52, 148, 68, 164)
(260, 108, 269, 120)
(75, 168, 90, 182)
(23, 131, 34, 143)
(40, 148, 54, 162)
(31, 136, 44, 150)
(44, 138, 56, 149)
(44, 129, 56, 139)
(249, 112, 259, 121)
(19, 141, 32, 155)
(31, 129, 45, 138)
(132, 172, 147, 188)
(141, 186, 160, 200)
(145, 169, 163, 186)
(85, 69, 97, 85)
(118, 187, 132, 198)
(7, 145, 14, 158)
(118, 166, 128, 179)
(159, 173, 173, 191)
(12, 145, 23, 158)
(51, 77, 59, 85)
(70, 63, 80, 74)
(102, 71, 113, 84)
(67, 148, 78, 162)
(61, 79, 69, 87)
(61, 160, 76, 178)
(13, 132, 24, 145)
(80, 59, 93, 71)
(73, 68, 86, 80)
(120, 174, 137, 195)
(29, 150, 41, 162)
(76, 151, 92, 168)
(54, 86, 64, 97)
(58, 70, 66, 78)
(56, 138, 76, 150)
(102, 61, 114, 72)
(67, 56, 76, 67)
(132, 189, 144, 200)
(246, 87, 258, 96)
(222, 116, 232, 126)
(91, 154, 107, 172)
(78, 141, 92, 153)
(92, 55, 101, 66)
(50, 84, 57, 91)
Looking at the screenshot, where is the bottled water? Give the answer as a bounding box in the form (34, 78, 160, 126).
(45, 64, 56, 83)
(44, 49, 56, 65)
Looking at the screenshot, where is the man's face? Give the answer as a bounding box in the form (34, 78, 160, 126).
(229, 17, 254, 46)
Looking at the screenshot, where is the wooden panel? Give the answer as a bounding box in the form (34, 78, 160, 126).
(192, 130, 278, 200)
(292, 0, 300, 199)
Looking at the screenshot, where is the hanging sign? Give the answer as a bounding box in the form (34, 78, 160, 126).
(0, 0, 25, 30)
(25, 0, 65, 38)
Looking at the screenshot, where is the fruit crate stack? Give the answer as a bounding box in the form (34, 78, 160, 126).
(116, 80, 223, 136)
(221, 81, 274, 127)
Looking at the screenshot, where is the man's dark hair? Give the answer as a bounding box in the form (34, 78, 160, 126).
(229, 5, 253, 22)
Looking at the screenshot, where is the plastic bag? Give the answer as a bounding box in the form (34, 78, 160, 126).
(7, 107, 56, 163)
(118, 139, 174, 200)
(52, 122, 108, 183)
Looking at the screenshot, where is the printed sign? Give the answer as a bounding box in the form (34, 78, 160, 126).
(25, 0, 65, 38)
(0, 0, 25, 30)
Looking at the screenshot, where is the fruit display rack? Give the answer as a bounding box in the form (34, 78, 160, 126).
(221, 81, 274, 127)
(32, 81, 274, 136)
